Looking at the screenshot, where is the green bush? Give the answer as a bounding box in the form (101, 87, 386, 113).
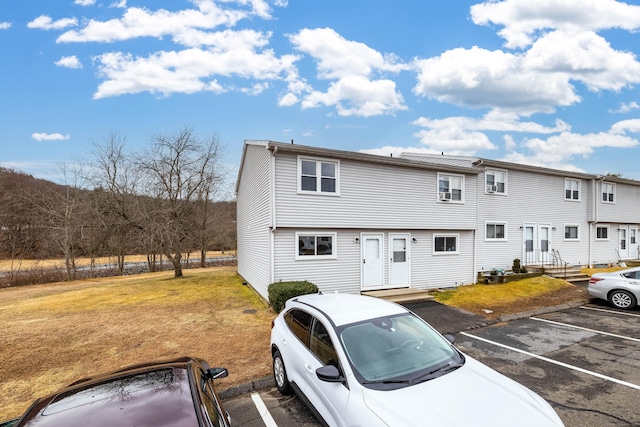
(268, 280, 318, 312)
(512, 258, 522, 274)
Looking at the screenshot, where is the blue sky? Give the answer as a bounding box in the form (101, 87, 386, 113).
(2, 0, 640, 189)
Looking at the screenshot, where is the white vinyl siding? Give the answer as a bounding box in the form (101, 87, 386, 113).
(236, 143, 273, 298)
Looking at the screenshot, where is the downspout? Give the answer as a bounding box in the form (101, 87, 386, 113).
(473, 160, 483, 284)
(268, 145, 278, 285)
(589, 176, 605, 267)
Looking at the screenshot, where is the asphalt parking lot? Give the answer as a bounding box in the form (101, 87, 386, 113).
(223, 301, 640, 427)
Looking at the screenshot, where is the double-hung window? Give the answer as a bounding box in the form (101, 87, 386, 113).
(296, 232, 337, 259)
(433, 234, 459, 254)
(602, 183, 615, 203)
(299, 157, 339, 194)
(438, 173, 464, 202)
(486, 222, 507, 240)
(565, 178, 580, 201)
(486, 169, 506, 194)
(564, 225, 579, 240)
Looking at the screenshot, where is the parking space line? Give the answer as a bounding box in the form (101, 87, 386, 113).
(580, 305, 640, 318)
(530, 317, 640, 343)
(251, 393, 278, 427)
(461, 332, 640, 391)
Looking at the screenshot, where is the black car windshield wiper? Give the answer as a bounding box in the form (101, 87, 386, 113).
(361, 378, 413, 385)
(410, 360, 464, 384)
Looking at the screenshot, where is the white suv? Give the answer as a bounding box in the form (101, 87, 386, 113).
(270, 293, 564, 427)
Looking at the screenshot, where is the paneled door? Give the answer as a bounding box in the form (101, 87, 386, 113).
(361, 233, 384, 289)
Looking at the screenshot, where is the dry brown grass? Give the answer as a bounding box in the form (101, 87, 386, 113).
(0, 266, 273, 421)
(433, 276, 589, 319)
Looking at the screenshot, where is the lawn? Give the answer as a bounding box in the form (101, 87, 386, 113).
(0, 266, 274, 421)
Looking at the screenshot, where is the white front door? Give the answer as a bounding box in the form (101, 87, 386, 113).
(619, 226, 629, 259)
(389, 234, 410, 288)
(523, 224, 535, 265)
(539, 224, 551, 263)
(631, 228, 638, 259)
(361, 233, 384, 289)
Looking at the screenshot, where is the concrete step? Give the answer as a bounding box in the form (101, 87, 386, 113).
(361, 288, 434, 304)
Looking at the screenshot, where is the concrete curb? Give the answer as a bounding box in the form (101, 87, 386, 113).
(219, 300, 587, 400)
(219, 376, 274, 401)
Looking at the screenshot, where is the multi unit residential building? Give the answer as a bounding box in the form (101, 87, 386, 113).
(235, 140, 640, 301)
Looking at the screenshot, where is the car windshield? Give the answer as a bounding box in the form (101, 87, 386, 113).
(339, 313, 462, 385)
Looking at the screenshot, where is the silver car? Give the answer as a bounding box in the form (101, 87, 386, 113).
(588, 266, 640, 309)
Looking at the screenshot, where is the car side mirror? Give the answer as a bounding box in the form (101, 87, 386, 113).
(444, 334, 455, 344)
(316, 364, 343, 383)
(206, 367, 229, 380)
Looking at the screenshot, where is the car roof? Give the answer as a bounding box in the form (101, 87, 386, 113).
(17, 358, 205, 427)
(289, 293, 408, 327)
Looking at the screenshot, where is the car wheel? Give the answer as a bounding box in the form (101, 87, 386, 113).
(273, 350, 291, 395)
(609, 290, 637, 309)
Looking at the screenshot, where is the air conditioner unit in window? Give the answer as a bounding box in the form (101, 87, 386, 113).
(487, 185, 497, 193)
(439, 192, 452, 201)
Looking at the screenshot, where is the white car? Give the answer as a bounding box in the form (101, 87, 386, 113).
(588, 266, 640, 309)
(270, 293, 564, 427)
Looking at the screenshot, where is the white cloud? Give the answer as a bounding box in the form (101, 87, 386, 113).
(610, 118, 640, 135)
(75, 0, 96, 6)
(288, 27, 409, 116)
(32, 133, 71, 141)
(610, 101, 640, 114)
(0, 22, 11, 30)
(413, 46, 581, 114)
(301, 75, 406, 117)
(57, 1, 285, 44)
(27, 15, 78, 31)
(55, 55, 82, 69)
(471, 0, 640, 49)
(92, 46, 298, 99)
(111, 0, 127, 8)
(278, 92, 298, 107)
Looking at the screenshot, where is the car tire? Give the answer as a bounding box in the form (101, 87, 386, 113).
(273, 350, 292, 395)
(609, 290, 637, 309)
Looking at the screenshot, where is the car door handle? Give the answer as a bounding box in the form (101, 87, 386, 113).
(280, 338, 287, 346)
(305, 364, 313, 373)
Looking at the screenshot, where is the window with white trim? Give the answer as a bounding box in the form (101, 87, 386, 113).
(564, 225, 579, 240)
(565, 178, 580, 201)
(631, 229, 637, 245)
(433, 234, 459, 254)
(296, 233, 337, 259)
(602, 182, 615, 203)
(485, 169, 506, 194)
(438, 173, 464, 202)
(299, 157, 339, 194)
(596, 226, 609, 240)
(486, 222, 507, 240)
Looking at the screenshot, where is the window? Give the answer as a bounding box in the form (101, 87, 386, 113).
(485, 169, 506, 194)
(596, 226, 609, 240)
(434, 234, 459, 254)
(284, 309, 312, 347)
(296, 233, 337, 259)
(631, 229, 637, 245)
(602, 183, 615, 203)
(438, 173, 464, 202)
(565, 178, 580, 201)
(310, 319, 339, 367)
(299, 157, 338, 194)
(486, 222, 506, 240)
(564, 225, 579, 240)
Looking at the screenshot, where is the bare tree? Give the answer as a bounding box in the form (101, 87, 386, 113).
(136, 128, 223, 278)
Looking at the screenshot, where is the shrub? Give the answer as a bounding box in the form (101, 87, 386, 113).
(268, 280, 318, 312)
(512, 258, 522, 274)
